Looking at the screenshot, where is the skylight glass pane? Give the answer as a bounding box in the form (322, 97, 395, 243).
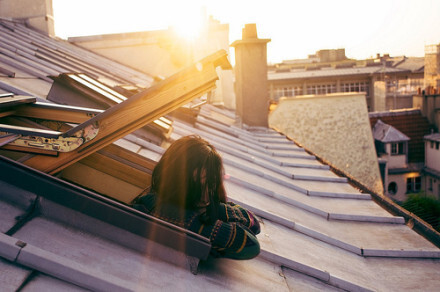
(154, 118, 171, 130)
(68, 74, 124, 104)
(78, 74, 127, 102)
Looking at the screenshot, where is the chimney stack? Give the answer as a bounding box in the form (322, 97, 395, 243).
(424, 43, 440, 90)
(231, 24, 271, 127)
(0, 0, 55, 36)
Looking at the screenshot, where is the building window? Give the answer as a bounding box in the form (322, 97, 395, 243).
(273, 85, 303, 100)
(431, 141, 435, 148)
(391, 142, 405, 155)
(340, 81, 370, 97)
(429, 178, 433, 191)
(291, 86, 303, 96)
(436, 142, 439, 150)
(407, 177, 421, 193)
(388, 182, 398, 195)
(386, 78, 423, 95)
(306, 83, 336, 95)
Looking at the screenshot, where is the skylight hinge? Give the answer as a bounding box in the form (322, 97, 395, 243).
(0, 122, 99, 153)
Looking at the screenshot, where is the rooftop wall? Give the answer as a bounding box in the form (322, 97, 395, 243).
(0, 0, 54, 36)
(269, 92, 383, 195)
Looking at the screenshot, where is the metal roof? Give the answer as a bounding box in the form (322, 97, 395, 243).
(373, 119, 410, 143)
(1, 18, 440, 291)
(268, 65, 409, 81)
(424, 133, 440, 142)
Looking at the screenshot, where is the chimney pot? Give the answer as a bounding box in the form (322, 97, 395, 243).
(242, 23, 258, 39)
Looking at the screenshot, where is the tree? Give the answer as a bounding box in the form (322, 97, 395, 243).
(401, 192, 440, 232)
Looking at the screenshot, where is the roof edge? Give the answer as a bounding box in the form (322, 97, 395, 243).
(328, 161, 440, 249)
(270, 128, 440, 248)
(369, 108, 422, 118)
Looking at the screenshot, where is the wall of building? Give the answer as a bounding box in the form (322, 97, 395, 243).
(192, 21, 235, 108)
(414, 94, 440, 131)
(387, 154, 407, 169)
(0, 0, 54, 36)
(316, 49, 346, 62)
(373, 81, 387, 112)
(386, 95, 413, 110)
(426, 140, 440, 170)
(387, 172, 421, 201)
(69, 31, 188, 79)
(425, 44, 440, 88)
(270, 77, 373, 110)
(268, 92, 383, 195)
(425, 175, 440, 200)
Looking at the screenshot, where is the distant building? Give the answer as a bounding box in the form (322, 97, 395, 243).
(424, 44, 440, 89)
(414, 44, 440, 131)
(372, 119, 414, 200)
(368, 43, 440, 202)
(369, 110, 433, 201)
(268, 49, 424, 112)
(423, 133, 440, 199)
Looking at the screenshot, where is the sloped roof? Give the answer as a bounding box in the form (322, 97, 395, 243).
(425, 133, 440, 142)
(372, 119, 410, 143)
(0, 18, 155, 97)
(268, 65, 410, 81)
(1, 18, 440, 291)
(370, 109, 434, 162)
(393, 57, 424, 72)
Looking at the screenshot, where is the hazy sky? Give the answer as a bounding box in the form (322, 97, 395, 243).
(53, 0, 440, 64)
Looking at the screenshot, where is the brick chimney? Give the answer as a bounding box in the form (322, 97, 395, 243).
(231, 24, 271, 127)
(0, 0, 55, 36)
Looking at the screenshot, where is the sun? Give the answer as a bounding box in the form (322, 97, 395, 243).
(173, 18, 203, 40)
(170, 6, 206, 41)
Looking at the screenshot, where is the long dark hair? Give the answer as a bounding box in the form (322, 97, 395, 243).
(151, 135, 226, 223)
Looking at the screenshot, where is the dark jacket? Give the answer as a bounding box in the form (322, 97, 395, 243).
(133, 193, 260, 259)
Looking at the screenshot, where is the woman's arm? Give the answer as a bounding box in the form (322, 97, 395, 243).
(217, 202, 261, 235)
(194, 219, 260, 260)
(195, 202, 261, 259)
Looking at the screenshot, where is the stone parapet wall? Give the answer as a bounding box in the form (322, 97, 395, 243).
(269, 92, 383, 195)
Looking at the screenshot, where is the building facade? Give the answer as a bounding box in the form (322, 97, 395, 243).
(268, 49, 424, 112)
(424, 133, 440, 199)
(370, 109, 432, 201)
(372, 119, 421, 201)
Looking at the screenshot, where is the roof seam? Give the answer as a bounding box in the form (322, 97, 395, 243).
(5, 195, 40, 236)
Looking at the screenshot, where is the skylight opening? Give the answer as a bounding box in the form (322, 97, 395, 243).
(68, 74, 126, 104)
(154, 118, 171, 130)
(78, 74, 127, 102)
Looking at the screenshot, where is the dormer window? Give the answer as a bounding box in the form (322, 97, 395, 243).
(372, 119, 410, 157)
(391, 142, 406, 155)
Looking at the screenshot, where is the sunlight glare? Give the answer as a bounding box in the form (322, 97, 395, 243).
(170, 6, 205, 41)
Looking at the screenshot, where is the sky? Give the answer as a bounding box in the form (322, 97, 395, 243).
(52, 0, 440, 64)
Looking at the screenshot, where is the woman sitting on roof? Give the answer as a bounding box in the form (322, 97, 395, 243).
(133, 135, 260, 260)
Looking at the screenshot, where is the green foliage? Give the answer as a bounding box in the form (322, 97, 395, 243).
(401, 192, 440, 232)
